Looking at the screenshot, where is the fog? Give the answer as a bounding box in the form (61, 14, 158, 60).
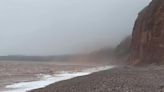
(0, 0, 150, 55)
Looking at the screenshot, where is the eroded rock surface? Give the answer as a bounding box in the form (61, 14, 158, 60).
(131, 0, 164, 65)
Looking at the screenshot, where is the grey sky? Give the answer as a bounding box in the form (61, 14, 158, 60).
(0, 0, 150, 55)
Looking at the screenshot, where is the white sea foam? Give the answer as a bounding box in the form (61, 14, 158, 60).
(2, 65, 115, 92)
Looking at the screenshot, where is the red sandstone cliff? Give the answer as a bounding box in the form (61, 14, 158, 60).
(131, 0, 164, 65)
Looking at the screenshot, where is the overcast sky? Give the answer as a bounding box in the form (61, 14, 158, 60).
(0, 0, 150, 55)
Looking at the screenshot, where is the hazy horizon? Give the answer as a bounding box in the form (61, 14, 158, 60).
(0, 0, 150, 56)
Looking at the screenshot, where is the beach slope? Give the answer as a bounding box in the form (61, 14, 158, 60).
(30, 66, 164, 92)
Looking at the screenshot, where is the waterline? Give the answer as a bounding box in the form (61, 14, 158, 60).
(3, 65, 115, 92)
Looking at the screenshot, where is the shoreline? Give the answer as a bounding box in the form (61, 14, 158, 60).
(2, 72, 90, 92)
(30, 65, 164, 92)
(0, 61, 104, 92)
(2, 65, 115, 92)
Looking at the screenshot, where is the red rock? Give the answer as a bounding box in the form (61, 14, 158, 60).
(130, 0, 164, 65)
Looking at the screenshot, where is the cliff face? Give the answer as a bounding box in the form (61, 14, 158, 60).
(131, 0, 164, 65)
